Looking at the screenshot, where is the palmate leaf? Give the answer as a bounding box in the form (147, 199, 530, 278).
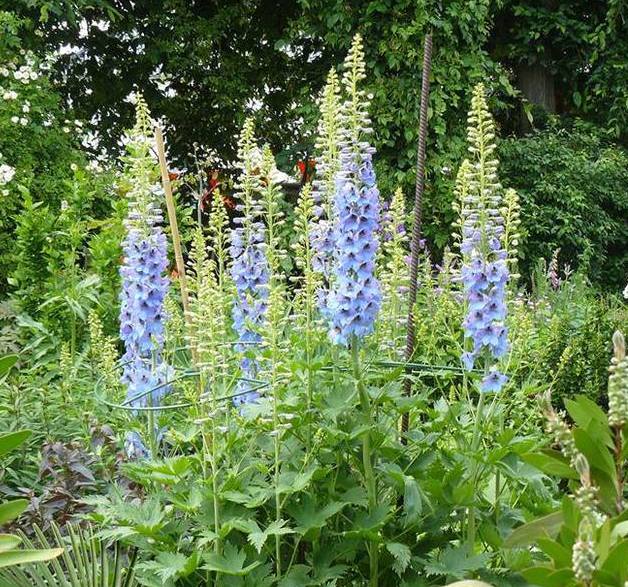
(202, 541, 261, 576)
(247, 519, 294, 554)
(137, 551, 200, 583)
(287, 496, 346, 535)
(276, 464, 319, 495)
(424, 546, 490, 580)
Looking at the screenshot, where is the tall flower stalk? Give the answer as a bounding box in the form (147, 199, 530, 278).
(327, 33, 381, 587)
(293, 183, 319, 447)
(457, 84, 510, 550)
(377, 187, 408, 358)
(310, 68, 342, 295)
(259, 145, 289, 579)
(229, 119, 269, 406)
(118, 96, 170, 457)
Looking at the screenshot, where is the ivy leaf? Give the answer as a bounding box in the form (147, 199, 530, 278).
(203, 541, 261, 576)
(247, 519, 294, 554)
(386, 542, 411, 576)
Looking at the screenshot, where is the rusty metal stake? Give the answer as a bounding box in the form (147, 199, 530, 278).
(401, 32, 433, 441)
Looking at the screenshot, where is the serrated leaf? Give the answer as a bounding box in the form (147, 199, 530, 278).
(424, 546, 490, 579)
(386, 542, 411, 576)
(247, 519, 294, 554)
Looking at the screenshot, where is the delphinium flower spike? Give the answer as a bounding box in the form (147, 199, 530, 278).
(229, 119, 269, 406)
(326, 33, 381, 346)
(458, 84, 509, 392)
(310, 68, 342, 292)
(118, 96, 171, 412)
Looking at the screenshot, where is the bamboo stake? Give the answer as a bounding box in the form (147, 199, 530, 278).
(401, 32, 433, 441)
(154, 125, 197, 359)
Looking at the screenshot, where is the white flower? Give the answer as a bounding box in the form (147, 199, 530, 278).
(0, 68, 8, 77)
(10, 116, 19, 124)
(22, 103, 29, 113)
(0, 164, 16, 185)
(19, 117, 28, 126)
(2, 90, 17, 100)
(60, 200, 69, 211)
(70, 163, 78, 172)
(74, 120, 83, 127)
(63, 126, 70, 133)
(623, 283, 628, 300)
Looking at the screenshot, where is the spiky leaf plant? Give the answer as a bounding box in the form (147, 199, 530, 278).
(0, 521, 137, 586)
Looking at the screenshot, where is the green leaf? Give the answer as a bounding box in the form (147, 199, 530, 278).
(573, 429, 616, 481)
(278, 565, 311, 586)
(0, 431, 31, 458)
(599, 538, 628, 579)
(403, 476, 422, 525)
(0, 500, 28, 526)
(0, 355, 18, 378)
(565, 396, 608, 429)
(138, 551, 199, 582)
(0, 548, 63, 568)
(289, 499, 345, 535)
(276, 465, 318, 495)
(386, 542, 411, 576)
(504, 511, 563, 548)
(522, 450, 578, 479)
(424, 546, 490, 579)
(203, 542, 261, 576)
(521, 567, 575, 587)
(0, 535, 21, 553)
(247, 519, 294, 554)
(537, 538, 571, 568)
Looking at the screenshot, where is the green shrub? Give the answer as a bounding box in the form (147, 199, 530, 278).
(498, 120, 628, 290)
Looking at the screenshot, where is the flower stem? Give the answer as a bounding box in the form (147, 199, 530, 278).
(351, 337, 378, 587)
(467, 390, 486, 551)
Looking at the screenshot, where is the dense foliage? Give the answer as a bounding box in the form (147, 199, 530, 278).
(0, 4, 626, 587)
(499, 121, 628, 289)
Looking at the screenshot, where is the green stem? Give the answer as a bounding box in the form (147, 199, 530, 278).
(466, 390, 486, 551)
(351, 337, 378, 587)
